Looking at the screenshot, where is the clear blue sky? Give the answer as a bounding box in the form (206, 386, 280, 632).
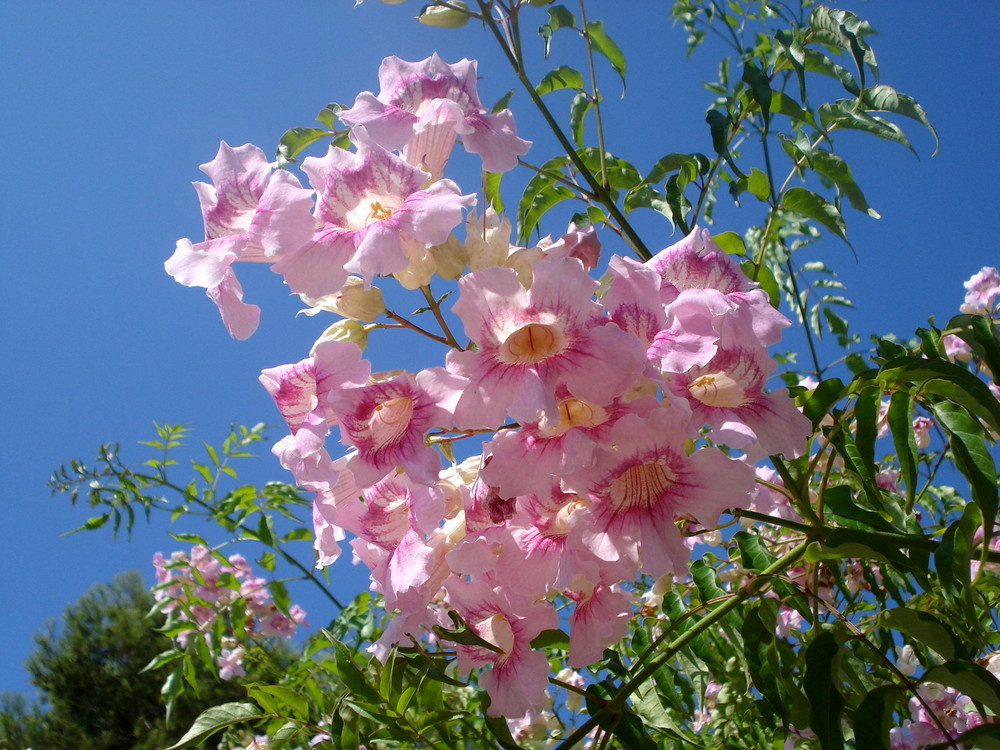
(2, 1, 998, 698)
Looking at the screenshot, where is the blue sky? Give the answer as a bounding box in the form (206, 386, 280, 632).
(3, 1, 998, 698)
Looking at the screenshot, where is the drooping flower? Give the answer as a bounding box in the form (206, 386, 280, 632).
(961, 266, 1000, 314)
(646, 226, 789, 347)
(341, 54, 530, 179)
(165, 142, 315, 339)
(272, 128, 475, 295)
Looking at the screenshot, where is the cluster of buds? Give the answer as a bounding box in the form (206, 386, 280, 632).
(167, 54, 812, 719)
(152, 545, 307, 680)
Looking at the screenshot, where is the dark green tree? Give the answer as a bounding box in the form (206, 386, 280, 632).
(1, 571, 290, 750)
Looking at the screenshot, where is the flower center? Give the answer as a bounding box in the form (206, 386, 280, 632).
(498, 323, 566, 365)
(368, 396, 414, 451)
(538, 398, 608, 438)
(687, 371, 747, 408)
(476, 612, 515, 655)
(368, 200, 395, 223)
(608, 461, 676, 512)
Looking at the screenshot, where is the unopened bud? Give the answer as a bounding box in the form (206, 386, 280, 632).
(311, 319, 368, 353)
(417, 2, 470, 27)
(431, 233, 468, 280)
(299, 276, 385, 322)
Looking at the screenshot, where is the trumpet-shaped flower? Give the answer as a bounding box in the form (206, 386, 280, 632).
(563, 408, 754, 578)
(330, 370, 454, 488)
(272, 128, 474, 296)
(341, 54, 530, 178)
(445, 577, 558, 718)
(447, 257, 646, 426)
(668, 344, 811, 457)
(165, 142, 315, 339)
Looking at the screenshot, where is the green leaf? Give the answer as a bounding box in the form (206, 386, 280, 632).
(742, 61, 773, 127)
(535, 65, 584, 95)
(276, 127, 333, 164)
(164, 702, 264, 750)
(245, 684, 310, 721)
(623, 185, 674, 226)
(585, 20, 626, 92)
(935, 501, 980, 602)
(862, 85, 939, 155)
(747, 167, 771, 201)
(887, 390, 918, 511)
(491, 89, 514, 113)
(853, 384, 881, 467)
(315, 102, 344, 129)
(804, 631, 845, 750)
(876, 356, 1000, 435)
(811, 151, 879, 218)
(530, 628, 570, 649)
(742, 600, 789, 722)
(516, 156, 574, 241)
(484, 171, 504, 212)
(798, 377, 847, 429)
(770, 90, 814, 126)
(921, 660, 1000, 716)
(878, 608, 965, 661)
(538, 5, 576, 57)
(331, 638, 384, 707)
(569, 90, 593, 145)
(948, 313, 1000, 379)
(929, 401, 998, 543)
(801, 47, 860, 96)
(937, 724, 1000, 749)
(432, 609, 503, 653)
(781, 187, 849, 245)
(853, 685, 904, 750)
(706, 109, 746, 178)
(642, 152, 701, 185)
(819, 100, 914, 153)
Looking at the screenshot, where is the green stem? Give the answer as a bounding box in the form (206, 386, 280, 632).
(382, 309, 453, 347)
(578, 0, 608, 189)
(553, 541, 809, 750)
(473, 0, 652, 260)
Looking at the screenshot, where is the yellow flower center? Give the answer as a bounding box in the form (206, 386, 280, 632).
(538, 398, 609, 438)
(608, 461, 676, 512)
(687, 371, 746, 408)
(368, 396, 414, 450)
(498, 323, 566, 365)
(368, 200, 395, 223)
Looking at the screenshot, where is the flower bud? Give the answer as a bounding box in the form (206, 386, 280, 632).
(431, 233, 468, 280)
(299, 276, 385, 322)
(418, 2, 470, 27)
(311, 319, 368, 353)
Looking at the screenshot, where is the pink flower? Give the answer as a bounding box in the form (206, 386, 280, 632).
(217, 646, 246, 680)
(331, 370, 453, 488)
(445, 577, 558, 717)
(165, 142, 315, 339)
(272, 128, 474, 295)
(446, 257, 646, 426)
(341, 54, 530, 179)
(563, 408, 755, 578)
(962, 266, 1000, 314)
(668, 343, 811, 457)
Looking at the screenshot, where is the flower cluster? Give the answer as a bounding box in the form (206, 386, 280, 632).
(890, 650, 1000, 749)
(153, 545, 308, 680)
(167, 54, 811, 719)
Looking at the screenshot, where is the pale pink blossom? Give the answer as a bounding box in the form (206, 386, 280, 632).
(341, 54, 530, 179)
(446, 257, 646, 426)
(962, 266, 1000, 314)
(165, 142, 315, 339)
(272, 128, 474, 295)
